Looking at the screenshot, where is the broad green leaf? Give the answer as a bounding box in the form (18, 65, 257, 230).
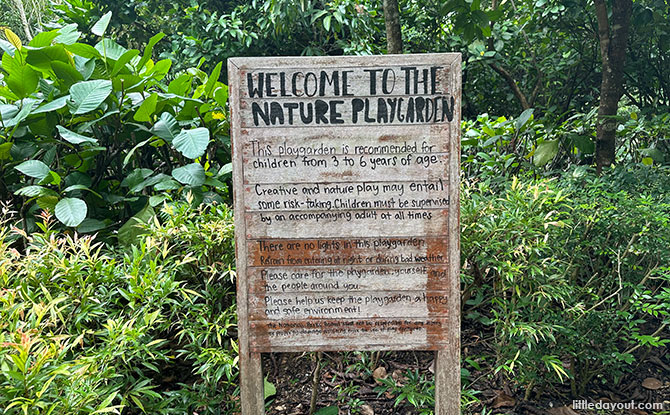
(118, 204, 155, 247)
(213, 86, 228, 107)
(68, 80, 112, 114)
(642, 157, 653, 166)
(29, 31, 59, 48)
(172, 163, 205, 186)
(0, 39, 16, 56)
(121, 168, 153, 189)
(14, 185, 57, 197)
(133, 93, 158, 122)
(153, 112, 179, 142)
(533, 139, 559, 167)
(168, 74, 192, 95)
(91, 11, 112, 37)
(263, 377, 276, 399)
(52, 61, 84, 89)
(111, 49, 139, 76)
(0, 142, 12, 159)
(173, 127, 209, 159)
(138, 32, 165, 69)
(57, 126, 98, 145)
(323, 15, 332, 31)
(154, 179, 181, 191)
(4, 101, 35, 127)
(77, 218, 108, 233)
(515, 108, 534, 131)
(15, 160, 50, 180)
(26, 46, 70, 73)
(95, 38, 127, 61)
(54, 24, 81, 45)
(6, 65, 38, 98)
(32, 96, 70, 114)
(65, 43, 102, 59)
(55, 197, 87, 227)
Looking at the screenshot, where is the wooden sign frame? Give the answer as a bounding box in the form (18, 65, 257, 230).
(228, 53, 461, 415)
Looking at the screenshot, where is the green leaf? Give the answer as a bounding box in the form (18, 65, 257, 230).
(118, 204, 155, 247)
(95, 38, 127, 61)
(323, 15, 332, 31)
(263, 377, 276, 399)
(6, 65, 39, 98)
(15, 160, 50, 180)
(641, 157, 653, 166)
(153, 112, 179, 142)
(314, 406, 338, 415)
(111, 49, 139, 76)
(77, 218, 108, 233)
(15, 185, 57, 197)
(172, 163, 205, 186)
(32, 96, 70, 114)
(64, 43, 102, 59)
(213, 85, 228, 107)
(68, 80, 112, 114)
(204, 62, 222, 98)
(91, 11, 112, 37)
(154, 179, 181, 190)
(4, 101, 35, 127)
(138, 32, 165, 69)
(52, 61, 84, 89)
(57, 125, 98, 145)
(533, 139, 559, 166)
(515, 108, 534, 131)
(0, 142, 12, 160)
(173, 127, 209, 159)
(134, 93, 158, 122)
(29, 31, 59, 48)
(26, 46, 70, 73)
(55, 197, 87, 227)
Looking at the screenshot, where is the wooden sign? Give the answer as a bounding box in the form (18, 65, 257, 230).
(228, 53, 461, 414)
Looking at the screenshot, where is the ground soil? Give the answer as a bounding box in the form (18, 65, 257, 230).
(262, 323, 669, 415)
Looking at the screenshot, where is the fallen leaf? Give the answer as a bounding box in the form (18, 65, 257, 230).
(492, 392, 516, 408)
(372, 366, 387, 383)
(546, 406, 578, 415)
(360, 404, 374, 415)
(642, 377, 663, 390)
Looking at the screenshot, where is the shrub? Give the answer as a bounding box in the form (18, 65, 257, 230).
(0, 201, 238, 414)
(461, 165, 670, 398)
(0, 19, 231, 235)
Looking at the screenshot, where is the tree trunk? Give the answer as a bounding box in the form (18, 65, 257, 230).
(383, 0, 403, 54)
(594, 0, 632, 173)
(13, 0, 33, 41)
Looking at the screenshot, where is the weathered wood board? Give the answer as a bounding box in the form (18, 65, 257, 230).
(229, 53, 461, 415)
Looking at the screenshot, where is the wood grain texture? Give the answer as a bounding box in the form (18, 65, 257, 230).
(229, 53, 461, 414)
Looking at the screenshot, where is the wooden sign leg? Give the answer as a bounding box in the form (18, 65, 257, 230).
(240, 350, 265, 414)
(434, 342, 461, 414)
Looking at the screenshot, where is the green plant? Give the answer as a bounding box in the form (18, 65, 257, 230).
(374, 369, 435, 414)
(0, 16, 231, 235)
(0, 199, 239, 414)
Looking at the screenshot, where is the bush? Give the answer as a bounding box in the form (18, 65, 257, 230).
(461, 165, 670, 398)
(0, 19, 231, 236)
(0, 202, 238, 414)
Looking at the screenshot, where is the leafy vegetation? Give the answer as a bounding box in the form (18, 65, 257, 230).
(0, 0, 669, 413)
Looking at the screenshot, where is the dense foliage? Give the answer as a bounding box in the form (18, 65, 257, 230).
(0, 0, 669, 413)
(0, 19, 230, 236)
(0, 202, 238, 414)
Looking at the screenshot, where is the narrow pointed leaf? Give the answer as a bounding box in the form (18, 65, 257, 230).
(57, 126, 98, 144)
